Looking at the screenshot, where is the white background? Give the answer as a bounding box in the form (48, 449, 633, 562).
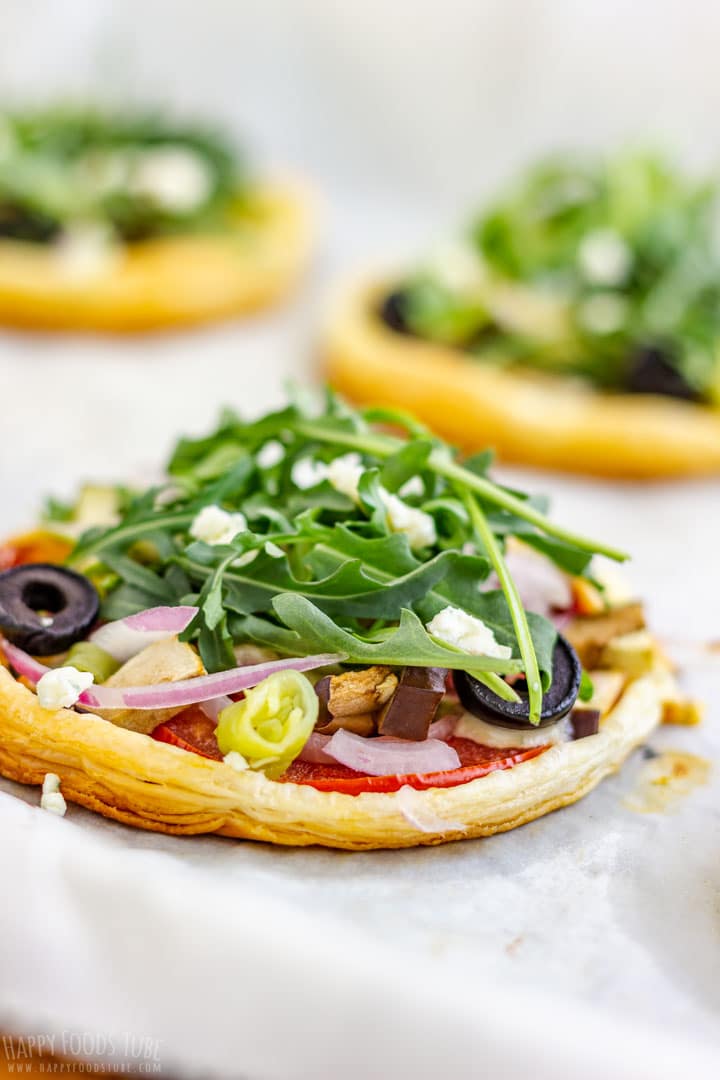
(0, 3, 719, 1078)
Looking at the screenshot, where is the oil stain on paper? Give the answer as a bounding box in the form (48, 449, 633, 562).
(623, 749, 711, 814)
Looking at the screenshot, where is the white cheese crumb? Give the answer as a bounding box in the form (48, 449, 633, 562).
(577, 228, 632, 287)
(291, 457, 326, 490)
(380, 491, 436, 549)
(298, 455, 436, 549)
(223, 751, 249, 772)
(455, 712, 572, 749)
(129, 146, 213, 212)
(190, 505, 247, 546)
(426, 606, 512, 659)
(324, 453, 365, 502)
(36, 667, 94, 711)
(257, 441, 285, 469)
(40, 774, 67, 817)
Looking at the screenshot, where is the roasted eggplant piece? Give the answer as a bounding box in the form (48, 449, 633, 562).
(376, 667, 446, 741)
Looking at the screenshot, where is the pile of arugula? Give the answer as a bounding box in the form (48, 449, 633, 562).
(391, 152, 720, 402)
(64, 391, 625, 725)
(0, 108, 242, 243)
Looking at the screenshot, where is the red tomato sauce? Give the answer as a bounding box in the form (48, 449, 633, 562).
(152, 710, 547, 794)
(152, 707, 224, 761)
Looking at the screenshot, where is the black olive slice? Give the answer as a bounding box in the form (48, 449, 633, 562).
(0, 205, 61, 244)
(625, 345, 699, 401)
(0, 563, 100, 655)
(453, 634, 581, 730)
(379, 289, 414, 335)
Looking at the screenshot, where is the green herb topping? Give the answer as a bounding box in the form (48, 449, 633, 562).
(0, 107, 244, 244)
(387, 152, 720, 403)
(63, 390, 626, 725)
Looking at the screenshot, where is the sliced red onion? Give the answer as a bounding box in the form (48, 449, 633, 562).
(297, 731, 337, 764)
(324, 728, 460, 777)
(486, 547, 572, 617)
(0, 635, 343, 713)
(90, 605, 198, 663)
(199, 695, 234, 723)
(0, 637, 50, 683)
(78, 652, 345, 710)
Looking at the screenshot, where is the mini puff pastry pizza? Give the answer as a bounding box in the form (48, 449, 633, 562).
(0, 392, 690, 849)
(0, 108, 312, 331)
(324, 153, 720, 478)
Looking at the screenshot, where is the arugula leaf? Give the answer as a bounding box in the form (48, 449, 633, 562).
(379, 439, 433, 492)
(272, 595, 522, 686)
(98, 553, 174, 604)
(177, 545, 473, 621)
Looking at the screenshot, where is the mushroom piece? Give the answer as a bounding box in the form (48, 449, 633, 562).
(316, 666, 398, 719)
(92, 636, 205, 734)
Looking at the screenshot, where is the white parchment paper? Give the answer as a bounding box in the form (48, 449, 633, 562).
(0, 198, 718, 1078)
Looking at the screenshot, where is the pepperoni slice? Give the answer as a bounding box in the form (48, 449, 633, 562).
(152, 707, 223, 761)
(279, 737, 547, 794)
(151, 714, 548, 793)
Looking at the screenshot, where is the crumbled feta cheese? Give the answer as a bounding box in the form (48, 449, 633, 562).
(40, 773, 68, 817)
(577, 228, 632, 287)
(129, 147, 213, 212)
(42, 773, 61, 795)
(324, 454, 365, 502)
(380, 491, 436, 549)
(36, 667, 94, 711)
(398, 475, 424, 498)
(291, 458, 326, 491)
(257, 441, 285, 469)
(223, 751, 249, 772)
(190, 505, 247, 546)
(577, 293, 628, 335)
(426, 606, 512, 659)
(323, 456, 435, 548)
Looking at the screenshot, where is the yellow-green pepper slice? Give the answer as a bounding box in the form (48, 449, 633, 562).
(215, 669, 319, 779)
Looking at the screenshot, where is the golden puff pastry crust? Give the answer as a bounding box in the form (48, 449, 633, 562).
(323, 283, 720, 479)
(0, 663, 676, 849)
(0, 183, 312, 332)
